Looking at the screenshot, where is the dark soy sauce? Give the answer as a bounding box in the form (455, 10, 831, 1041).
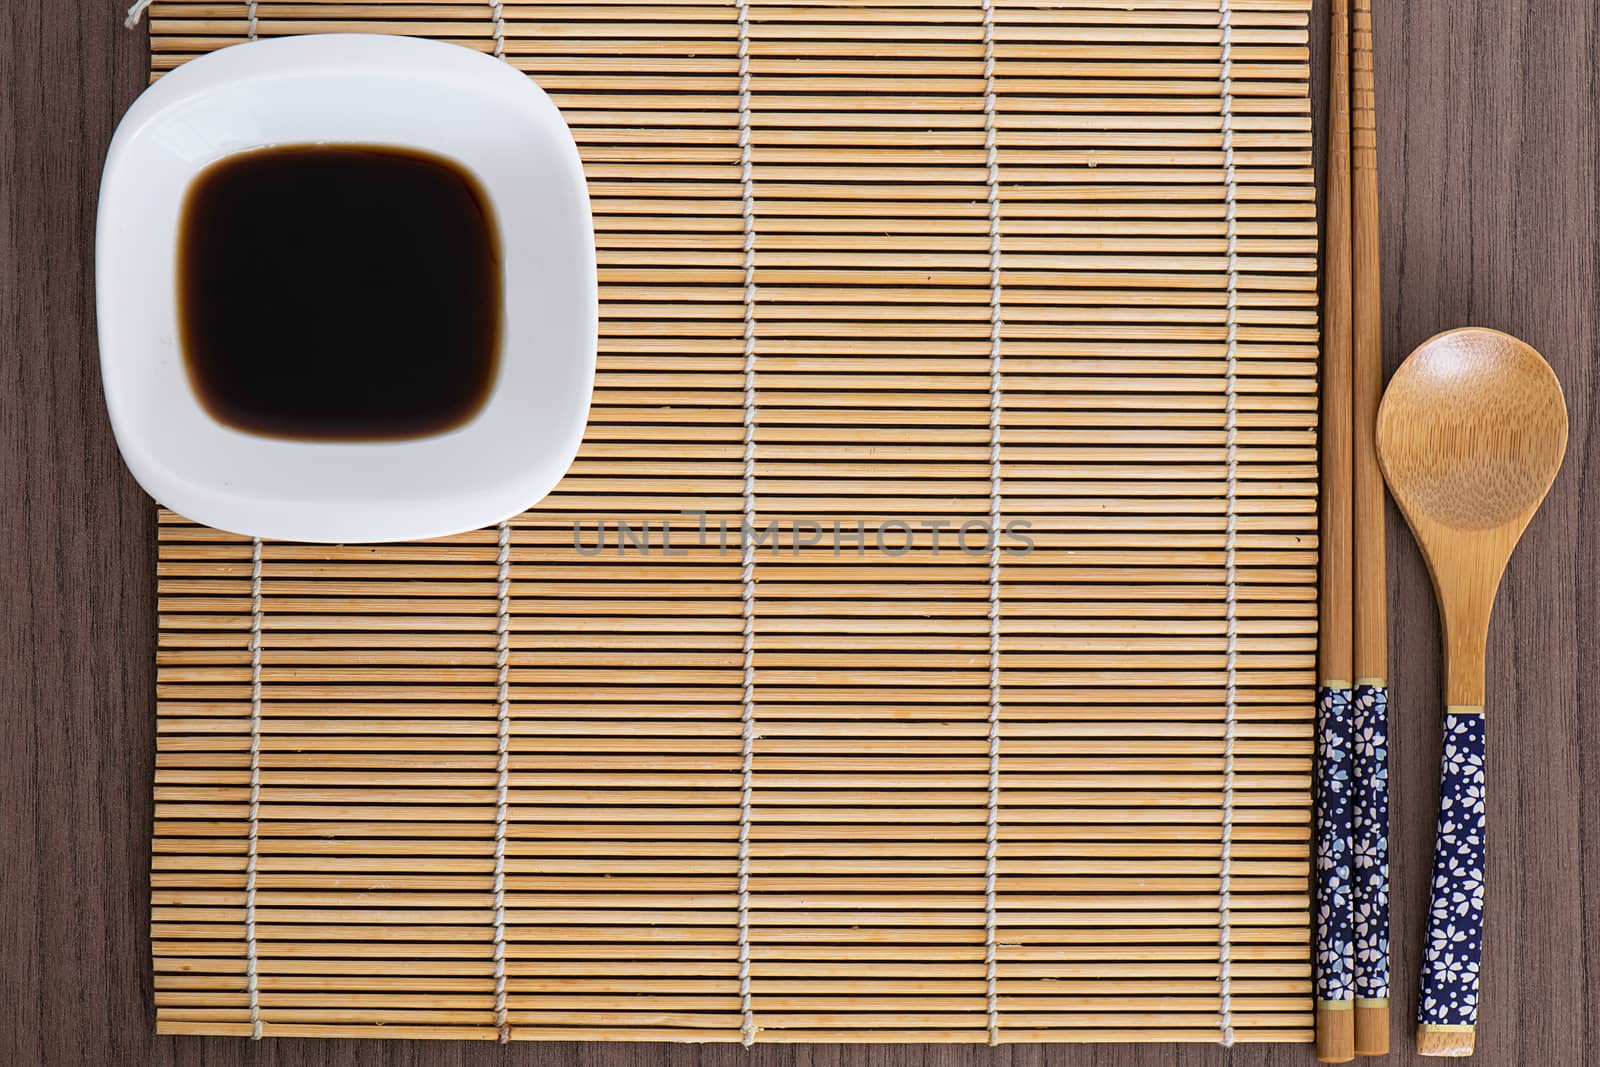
(178, 144, 502, 442)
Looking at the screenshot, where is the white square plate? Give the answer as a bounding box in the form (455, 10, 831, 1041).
(97, 34, 596, 542)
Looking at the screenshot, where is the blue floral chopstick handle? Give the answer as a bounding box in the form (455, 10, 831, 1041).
(1352, 684, 1390, 1007)
(1314, 686, 1355, 1007)
(1417, 710, 1486, 1049)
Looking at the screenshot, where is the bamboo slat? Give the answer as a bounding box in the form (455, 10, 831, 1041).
(146, 0, 1316, 1045)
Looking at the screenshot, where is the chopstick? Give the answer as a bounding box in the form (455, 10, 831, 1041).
(1350, 0, 1392, 1056)
(1314, 0, 1356, 1061)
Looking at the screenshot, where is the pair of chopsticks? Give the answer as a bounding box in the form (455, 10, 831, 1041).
(1317, 0, 1390, 1062)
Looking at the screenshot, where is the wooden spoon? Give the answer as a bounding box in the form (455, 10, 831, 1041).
(1375, 327, 1568, 1057)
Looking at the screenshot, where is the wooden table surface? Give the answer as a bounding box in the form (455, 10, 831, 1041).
(3, 2, 1595, 1064)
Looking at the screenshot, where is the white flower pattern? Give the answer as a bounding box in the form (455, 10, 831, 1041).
(1351, 684, 1390, 1000)
(1314, 686, 1354, 1002)
(1418, 712, 1485, 1028)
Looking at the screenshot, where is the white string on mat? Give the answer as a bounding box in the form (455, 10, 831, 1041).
(487, 0, 506, 60)
(477, 11, 523, 1039)
(1215, 0, 1240, 1048)
(978, 0, 1005, 1046)
(123, 0, 153, 28)
(733, 0, 760, 1046)
(491, 519, 514, 1041)
(244, 537, 264, 1040)
(474, 7, 518, 1040)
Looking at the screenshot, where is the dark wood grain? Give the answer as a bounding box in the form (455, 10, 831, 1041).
(2, 2, 1595, 1064)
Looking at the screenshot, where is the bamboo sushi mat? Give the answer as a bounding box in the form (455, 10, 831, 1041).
(146, 0, 1320, 1045)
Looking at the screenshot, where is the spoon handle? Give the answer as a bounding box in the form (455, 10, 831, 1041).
(1416, 709, 1486, 1057)
(1313, 684, 1355, 1061)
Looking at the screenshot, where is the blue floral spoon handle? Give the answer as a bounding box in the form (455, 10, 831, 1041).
(1417, 709, 1486, 1055)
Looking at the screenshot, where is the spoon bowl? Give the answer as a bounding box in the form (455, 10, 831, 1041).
(1375, 326, 1567, 1058)
(1378, 328, 1567, 533)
